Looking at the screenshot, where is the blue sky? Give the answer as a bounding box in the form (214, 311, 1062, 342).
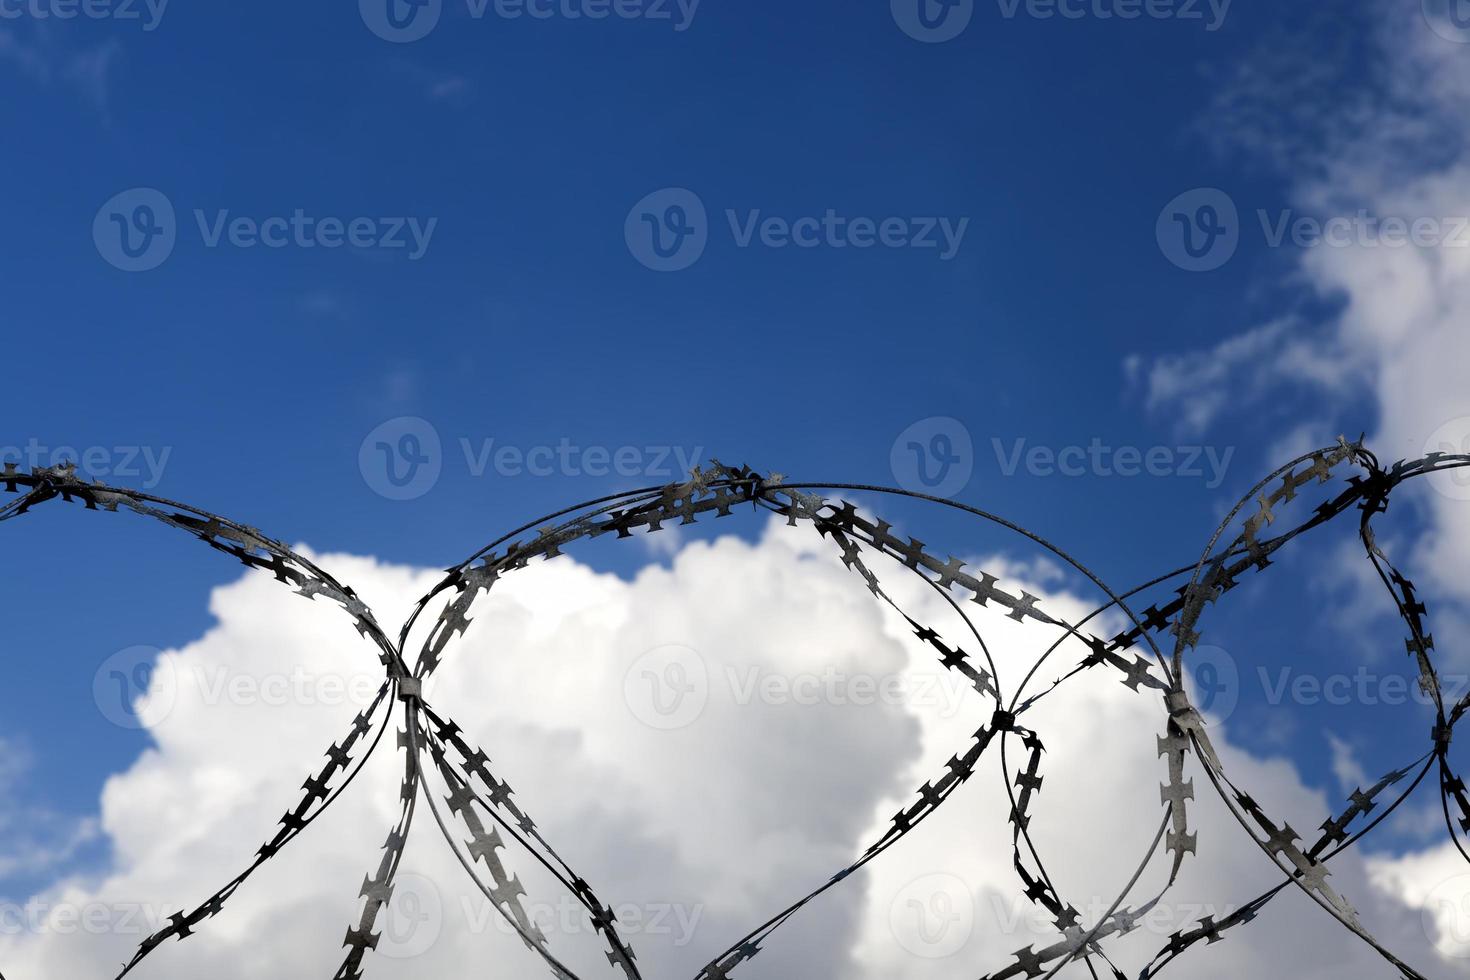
(3, 0, 1466, 957)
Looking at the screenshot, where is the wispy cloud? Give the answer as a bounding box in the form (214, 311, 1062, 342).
(0, 23, 120, 112)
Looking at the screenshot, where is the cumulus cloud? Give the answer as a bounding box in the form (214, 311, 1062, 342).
(0, 517, 1458, 979)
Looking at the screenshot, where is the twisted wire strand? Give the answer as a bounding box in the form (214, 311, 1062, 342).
(1, 441, 1466, 979)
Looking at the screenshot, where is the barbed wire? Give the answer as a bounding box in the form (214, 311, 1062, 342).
(1, 438, 1466, 979)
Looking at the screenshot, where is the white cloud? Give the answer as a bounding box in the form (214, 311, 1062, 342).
(1124, 318, 1348, 436)
(1370, 842, 1470, 965)
(1326, 732, 1368, 797)
(0, 520, 1458, 978)
(1125, 2, 1470, 947)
